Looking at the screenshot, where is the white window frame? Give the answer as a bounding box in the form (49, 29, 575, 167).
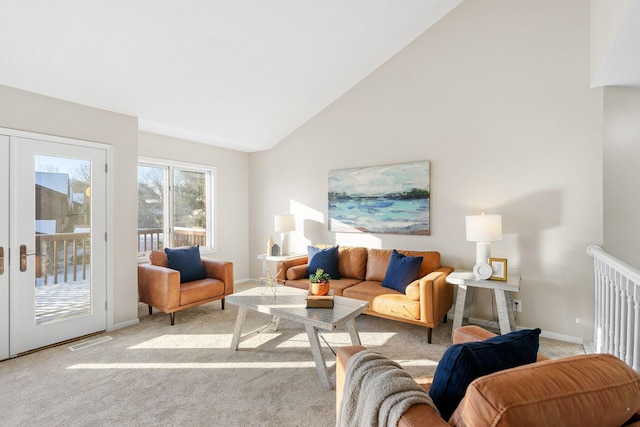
(137, 156, 216, 258)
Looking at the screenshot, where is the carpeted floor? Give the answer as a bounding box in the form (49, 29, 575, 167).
(0, 281, 584, 427)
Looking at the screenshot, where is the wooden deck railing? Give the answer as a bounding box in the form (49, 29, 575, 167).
(34, 227, 207, 286)
(36, 232, 90, 285)
(137, 227, 206, 252)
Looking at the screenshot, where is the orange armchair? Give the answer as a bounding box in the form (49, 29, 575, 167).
(137, 250, 234, 325)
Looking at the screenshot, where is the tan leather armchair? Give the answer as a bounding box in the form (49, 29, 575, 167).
(337, 326, 640, 427)
(137, 250, 234, 325)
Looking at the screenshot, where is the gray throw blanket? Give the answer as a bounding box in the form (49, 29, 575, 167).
(337, 349, 439, 427)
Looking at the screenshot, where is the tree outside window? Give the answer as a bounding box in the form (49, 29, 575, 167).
(137, 160, 214, 254)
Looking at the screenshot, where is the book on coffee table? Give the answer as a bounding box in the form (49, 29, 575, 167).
(306, 290, 334, 308)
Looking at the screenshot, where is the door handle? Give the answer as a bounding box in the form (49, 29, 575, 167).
(20, 245, 37, 272)
(0, 247, 3, 275)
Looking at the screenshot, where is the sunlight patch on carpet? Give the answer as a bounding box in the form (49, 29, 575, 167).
(126, 331, 398, 349)
(67, 361, 319, 369)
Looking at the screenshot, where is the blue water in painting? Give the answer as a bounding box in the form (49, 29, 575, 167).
(329, 197, 429, 235)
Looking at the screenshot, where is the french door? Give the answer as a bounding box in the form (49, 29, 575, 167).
(1, 133, 107, 357)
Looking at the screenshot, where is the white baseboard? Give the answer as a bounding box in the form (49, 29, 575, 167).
(462, 316, 584, 345)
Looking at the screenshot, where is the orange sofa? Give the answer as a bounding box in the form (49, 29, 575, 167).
(277, 246, 453, 343)
(138, 250, 234, 325)
(336, 325, 640, 427)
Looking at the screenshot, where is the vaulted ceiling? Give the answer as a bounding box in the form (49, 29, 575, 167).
(0, 1, 462, 152)
(0, 1, 638, 153)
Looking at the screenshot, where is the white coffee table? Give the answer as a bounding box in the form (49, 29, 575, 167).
(226, 285, 369, 390)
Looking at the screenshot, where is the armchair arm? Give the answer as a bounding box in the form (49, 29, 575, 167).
(453, 324, 498, 344)
(418, 267, 454, 324)
(137, 264, 181, 311)
(276, 256, 308, 281)
(202, 258, 234, 296)
(336, 346, 448, 427)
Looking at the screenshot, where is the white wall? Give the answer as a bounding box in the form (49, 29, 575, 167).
(590, 0, 633, 84)
(603, 86, 640, 266)
(0, 84, 139, 326)
(138, 132, 250, 280)
(249, 0, 603, 342)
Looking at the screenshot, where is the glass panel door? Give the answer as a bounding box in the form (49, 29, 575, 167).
(34, 154, 92, 325)
(10, 136, 106, 355)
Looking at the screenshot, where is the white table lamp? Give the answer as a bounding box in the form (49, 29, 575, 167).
(274, 214, 296, 255)
(466, 214, 502, 279)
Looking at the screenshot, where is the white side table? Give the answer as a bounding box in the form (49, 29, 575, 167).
(447, 271, 521, 335)
(257, 253, 306, 281)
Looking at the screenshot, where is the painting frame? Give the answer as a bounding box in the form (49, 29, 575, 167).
(489, 257, 508, 281)
(328, 161, 430, 235)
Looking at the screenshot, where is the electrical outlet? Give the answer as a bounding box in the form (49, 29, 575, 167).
(512, 299, 522, 312)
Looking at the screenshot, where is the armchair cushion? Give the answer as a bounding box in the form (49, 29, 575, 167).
(381, 249, 423, 293)
(429, 328, 541, 420)
(307, 245, 341, 279)
(164, 246, 207, 283)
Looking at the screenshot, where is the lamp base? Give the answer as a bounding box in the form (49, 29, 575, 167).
(280, 232, 290, 256)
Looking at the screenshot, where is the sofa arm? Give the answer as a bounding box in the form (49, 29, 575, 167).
(202, 258, 234, 296)
(453, 325, 498, 344)
(451, 354, 640, 427)
(276, 256, 308, 281)
(418, 267, 454, 324)
(137, 264, 181, 311)
(336, 346, 448, 427)
(453, 325, 550, 362)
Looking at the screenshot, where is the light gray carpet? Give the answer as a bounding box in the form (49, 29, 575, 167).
(0, 282, 584, 427)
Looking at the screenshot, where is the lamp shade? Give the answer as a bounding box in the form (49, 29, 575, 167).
(465, 214, 502, 242)
(274, 214, 296, 233)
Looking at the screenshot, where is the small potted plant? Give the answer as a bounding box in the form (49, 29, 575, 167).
(309, 267, 331, 296)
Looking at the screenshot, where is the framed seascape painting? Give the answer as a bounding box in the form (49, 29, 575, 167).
(328, 161, 430, 235)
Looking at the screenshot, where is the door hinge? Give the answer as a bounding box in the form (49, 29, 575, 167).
(105, 301, 108, 311)
(105, 232, 107, 241)
(105, 163, 108, 173)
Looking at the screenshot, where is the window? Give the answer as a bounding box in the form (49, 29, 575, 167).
(137, 158, 215, 255)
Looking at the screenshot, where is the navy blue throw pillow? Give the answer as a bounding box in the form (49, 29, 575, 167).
(429, 328, 541, 421)
(307, 245, 341, 279)
(165, 246, 207, 283)
(381, 249, 423, 293)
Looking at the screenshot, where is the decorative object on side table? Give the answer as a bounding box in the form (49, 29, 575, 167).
(266, 236, 275, 256)
(309, 267, 331, 296)
(489, 257, 508, 281)
(465, 213, 502, 280)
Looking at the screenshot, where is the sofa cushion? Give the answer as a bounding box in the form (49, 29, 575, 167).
(450, 353, 640, 427)
(365, 249, 393, 281)
(164, 246, 207, 283)
(381, 250, 423, 293)
(307, 245, 341, 279)
(286, 277, 362, 296)
(429, 328, 541, 420)
(338, 246, 368, 280)
(180, 278, 225, 305)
